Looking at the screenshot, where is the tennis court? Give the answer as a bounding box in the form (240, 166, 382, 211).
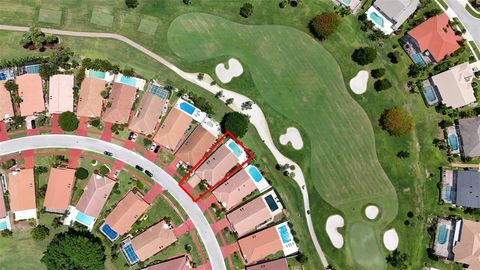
(147, 83, 170, 100)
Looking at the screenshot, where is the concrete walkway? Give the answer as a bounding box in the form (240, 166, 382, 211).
(0, 24, 327, 267)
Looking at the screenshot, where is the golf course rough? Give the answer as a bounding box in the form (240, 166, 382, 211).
(167, 13, 398, 269)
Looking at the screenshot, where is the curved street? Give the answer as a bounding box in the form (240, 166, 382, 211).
(0, 135, 225, 270)
(444, 0, 480, 46)
(0, 24, 327, 267)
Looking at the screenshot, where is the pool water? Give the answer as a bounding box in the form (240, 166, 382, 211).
(277, 225, 291, 244)
(0, 73, 6, 80)
(264, 195, 279, 212)
(443, 185, 452, 201)
(0, 221, 8, 230)
(370, 12, 384, 27)
(342, 0, 351, 4)
(76, 211, 95, 227)
(412, 53, 427, 65)
(25, 65, 40, 74)
(179, 101, 195, 115)
(120, 76, 137, 87)
(448, 134, 459, 151)
(437, 224, 448, 244)
(248, 166, 263, 182)
(122, 243, 139, 264)
(90, 70, 106, 80)
(101, 223, 118, 241)
(148, 84, 170, 100)
(227, 141, 243, 157)
(422, 85, 438, 105)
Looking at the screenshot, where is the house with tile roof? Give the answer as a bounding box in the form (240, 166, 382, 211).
(8, 169, 37, 221)
(102, 83, 137, 124)
(246, 258, 289, 270)
(48, 74, 74, 114)
(452, 219, 480, 269)
(153, 108, 192, 151)
(194, 144, 239, 186)
(43, 168, 75, 214)
(176, 126, 216, 166)
(17, 74, 45, 117)
(0, 81, 14, 121)
(76, 174, 116, 219)
(77, 77, 106, 118)
(143, 255, 192, 270)
(237, 225, 285, 264)
(129, 92, 167, 135)
(212, 169, 258, 210)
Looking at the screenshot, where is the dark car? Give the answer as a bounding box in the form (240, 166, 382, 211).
(128, 132, 134, 140)
(31, 120, 36, 129)
(145, 170, 153, 177)
(104, 151, 113, 157)
(135, 165, 144, 171)
(153, 145, 161, 153)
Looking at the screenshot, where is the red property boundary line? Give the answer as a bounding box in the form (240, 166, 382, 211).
(179, 131, 254, 202)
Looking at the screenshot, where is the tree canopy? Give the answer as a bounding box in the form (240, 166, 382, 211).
(381, 107, 414, 137)
(220, 112, 249, 138)
(41, 229, 106, 270)
(75, 168, 89, 180)
(31, 225, 50, 240)
(240, 3, 254, 18)
(125, 0, 139, 8)
(309, 12, 341, 41)
(58, 111, 79, 132)
(351, 47, 377, 65)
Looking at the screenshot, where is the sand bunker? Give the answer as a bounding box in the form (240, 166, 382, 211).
(383, 228, 399, 251)
(279, 127, 304, 150)
(349, 70, 369, 94)
(365, 205, 380, 220)
(215, 58, 243, 84)
(326, 215, 344, 249)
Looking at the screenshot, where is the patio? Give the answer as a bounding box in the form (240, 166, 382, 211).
(433, 218, 454, 259)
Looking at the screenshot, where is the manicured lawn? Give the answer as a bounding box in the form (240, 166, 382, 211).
(38, 8, 62, 25)
(466, 4, 480, 19)
(469, 40, 480, 59)
(90, 9, 114, 28)
(137, 16, 159, 35)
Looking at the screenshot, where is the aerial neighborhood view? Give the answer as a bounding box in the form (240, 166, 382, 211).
(1, 0, 480, 270)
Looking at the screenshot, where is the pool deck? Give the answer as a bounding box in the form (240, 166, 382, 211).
(441, 169, 454, 204)
(366, 6, 394, 35)
(433, 218, 454, 259)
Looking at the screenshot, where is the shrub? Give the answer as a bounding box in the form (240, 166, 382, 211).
(58, 111, 79, 132)
(371, 68, 386, 78)
(279, 0, 288, 8)
(89, 118, 100, 127)
(387, 51, 400, 64)
(220, 112, 249, 138)
(100, 90, 109, 99)
(351, 47, 376, 65)
(381, 106, 414, 137)
(374, 79, 392, 91)
(98, 165, 110, 176)
(31, 225, 50, 240)
(75, 167, 89, 180)
(125, 0, 139, 8)
(240, 3, 254, 18)
(183, 0, 192, 4)
(309, 12, 341, 41)
(143, 138, 152, 148)
(408, 64, 426, 78)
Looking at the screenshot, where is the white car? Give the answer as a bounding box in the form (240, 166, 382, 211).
(113, 170, 121, 178)
(150, 143, 157, 151)
(132, 133, 138, 142)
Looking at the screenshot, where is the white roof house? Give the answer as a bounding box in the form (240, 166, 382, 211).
(432, 62, 476, 109)
(367, 0, 420, 34)
(48, 74, 74, 114)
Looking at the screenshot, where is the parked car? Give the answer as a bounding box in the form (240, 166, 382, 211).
(132, 133, 138, 142)
(104, 151, 113, 157)
(135, 165, 144, 171)
(150, 143, 157, 152)
(153, 145, 161, 153)
(145, 170, 153, 177)
(128, 132, 134, 140)
(113, 170, 121, 178)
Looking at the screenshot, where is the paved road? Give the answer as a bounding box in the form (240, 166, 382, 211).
(444, 0, 480, 45)
(0, 25, 328, 267)
(0, 135, 225, 270)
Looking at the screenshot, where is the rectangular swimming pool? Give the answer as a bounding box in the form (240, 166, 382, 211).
(120, 76, 137, 87)
(148, 84, 170, 100)
(227, 141, 243, 157)
(25, 65, 40, 74)
(90, 70, 106, 80)
(122, 243, 139, 264)
(448, 134, 459, 151)
(422, 85, 438, 105)
(264, 194, 279, 212)
(76, 211, 95, 227)
(437, 224, 448, 245)
(100, 223, 118, 241)
(412, 53, 427, 65)
(0, 220, 8, 230)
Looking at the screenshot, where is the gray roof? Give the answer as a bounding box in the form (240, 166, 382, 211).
(455, 170, 480, 208)
(374, 0, 420, 30)
(458, 117, 480, 157)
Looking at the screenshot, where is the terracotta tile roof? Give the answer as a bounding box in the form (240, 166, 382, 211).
(153, 108, 192, 150)
(194, 144, 238, 186)
(176, 126, 216, 166)
(453, 220, 480, 269)
(77, 77, 105, 118)
(104, 191, 149, 236)
(8, 169, 36, 212)
(17, 74, 45, 117)
(76, 174, 116, 218)
(212, 169, 257, 210)
(407, 13, 462, 62)
(227, 196, 274, 237)
(143, 255, 191, 270)
(238, 226, 283, 264)
(43, 168, 75, 213)
(128, 92, 166, 135)
(131, 220, 177, 261)
(102, 83, 137, 124)
(48, 74, 74, 114)
(0, 81, 14, 120)
(246, 258, 289, 270)
(0, 183, 6, 218)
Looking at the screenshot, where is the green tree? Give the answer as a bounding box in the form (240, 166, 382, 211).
(100, 90, 109, 99)
(220, 112, 249, 138)
(75, 168, 89, 180)
(41, 229, 106, 270)
(31, 225, 50, 240)
(351, 47, 377, 65)
(98, 165, 110, 176)
(183, 0, 192, 4)
(125, 0, 139, 8)
(240, 3, 254, 18)
(371, 68, 385, 78)
(374, 79, 392, 91)
(4, 80, 18, 93)
(408, 64, 426, 78)
(143, 138, 152, 148)
(58, 111, 79, 132)
(381, 107, 414, 137)
(89, 118, 101, 127)
(385, 250, 408, 269)
(309, 12, 341, 41)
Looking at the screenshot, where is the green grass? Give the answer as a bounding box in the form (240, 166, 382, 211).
(466, 4, 480, 18)
(137, 16, 159, 35)
(90, 9, 114, 28)
(469, 41, 480, 59)
(437, 0, 449, 10)
(38, 8, 62, 25)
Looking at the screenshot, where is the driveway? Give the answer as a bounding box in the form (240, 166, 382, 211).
(444, 0, 480, 46)
(0, 135, 225, 270)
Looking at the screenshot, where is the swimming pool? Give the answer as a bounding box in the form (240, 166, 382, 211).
(120, 76, 137, 87)
(437, 224, 448, 244)
(443, 185, 452, 201)
(76, 212, 95, 227)
(264, 195, 279, 212)
(122, 243, 140, 264)
(412, 53, 427, 65)
(90, 70, 106, 80)
(248, 166, 263, 182)
(342, 0, 351, 4)
(0, 220, 8, 230)
(100, 223, 118, 241)
(277, 225, 291, 244)
(25, 65, 40, 74)
(179, 101, 195, 115)
(370, 12, 384, 27)
(422, 85, 438, 105)
(0, 73, 6, 80)
(148, 84, 170, 100)
(448, 134, 459, 151)
(227, 141, 243, 157)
